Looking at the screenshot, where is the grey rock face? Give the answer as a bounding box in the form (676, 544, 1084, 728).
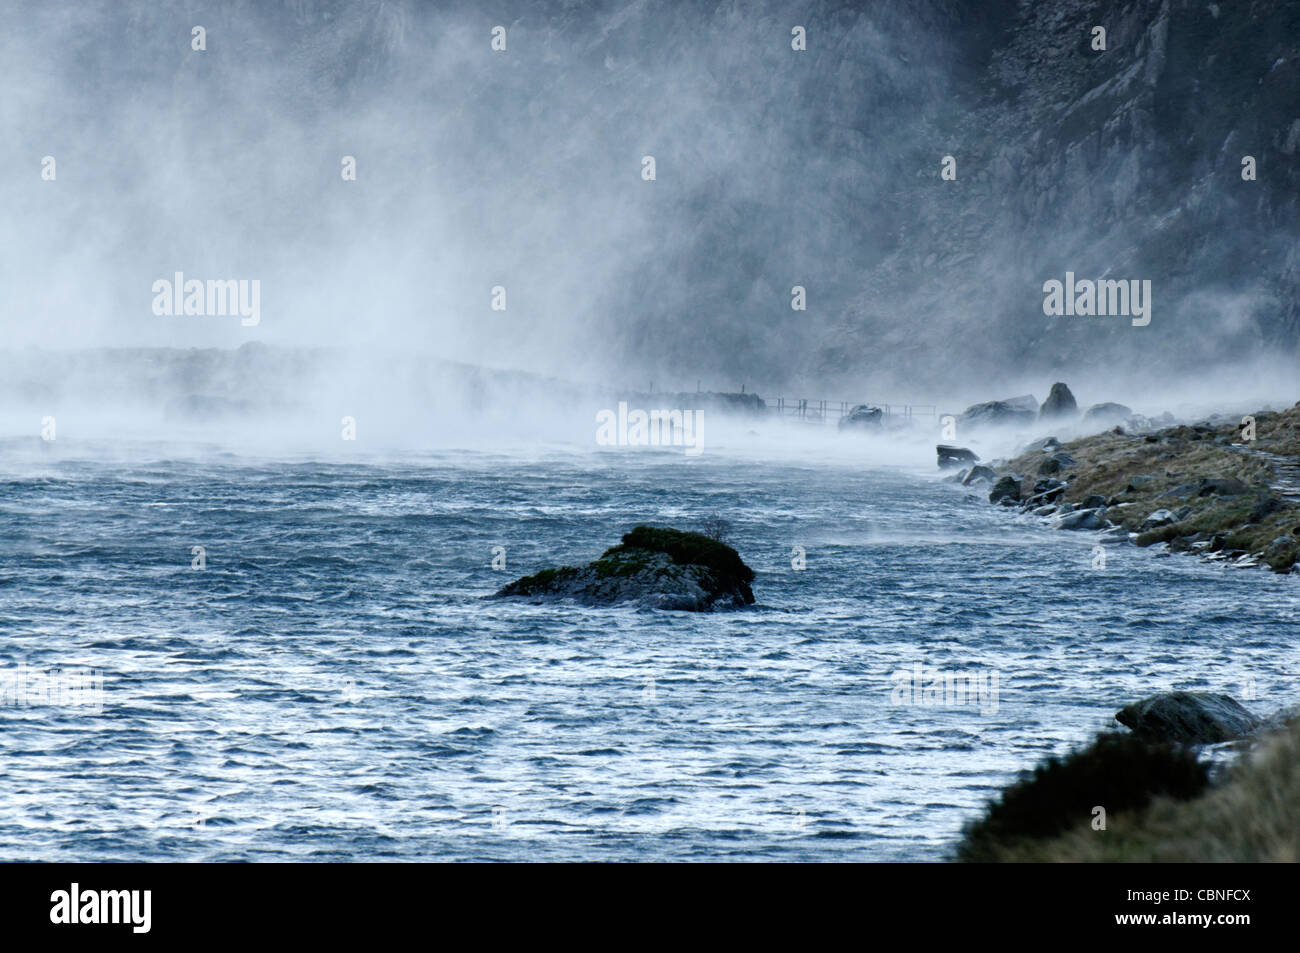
(839, 404, 883, 431)
(1141, 508, 1177, 530)
(959, 395, 1039, 430)
(988, 475, 1023, 505)
(1038, 451, 1076, 474)
(962, 464, 996, 485)
(937, 445, 980, 469)
(1038, 382, 1078, 420)
(1197, 477, 1250, 496)
(1054, 507, 1107, 530)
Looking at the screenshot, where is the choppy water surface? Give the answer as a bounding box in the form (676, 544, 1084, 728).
(1, 442, 1296, 861)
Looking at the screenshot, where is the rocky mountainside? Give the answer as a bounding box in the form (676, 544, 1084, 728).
(4, 0, 1295, 395)
(817, 0, 1300, 392)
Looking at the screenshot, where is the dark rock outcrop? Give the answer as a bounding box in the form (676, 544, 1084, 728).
(959, 395, 1038, 430)
(838, 404, 883, 431)
(494, 525, 755, 611)
(962, 464, 996, 486)
(1197, 477, 1249, 496)
(1037, 451, 1076, 475)
(937, 445, 979, 469)
(1140, 508, 1177, 530)
(1023, 477, 1067, 507)
(1115, 692, 1261, 745)
(1054, 508, 1107, 530)
(1038, 382, 1078, 421)
(1264, 536, 1299, 573)
(989, 475, 1023, 505)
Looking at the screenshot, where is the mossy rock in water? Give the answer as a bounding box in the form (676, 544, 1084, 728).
(494, 525, 755, 611)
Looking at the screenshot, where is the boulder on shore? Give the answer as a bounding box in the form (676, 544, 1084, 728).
(494, 525, 755, 611)
(1038, 382, 1078, 421)
(838, 404, 883, 431)
(1115, 691, 1261, 744)
(1082, 402, 1133, 429)
(1197, 477, 1249, 497)
(959, 395, 1039, 430)
(1140, 508, 1177, 530)
(937, 445, 979, 469)
(1022, 436, 1062, 454)
(1054, 507, 1107, 530)
(1037, 451, 1076, 475)
(989, 475, 1023, 505)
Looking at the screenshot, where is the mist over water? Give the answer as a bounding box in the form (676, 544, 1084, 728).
(2, 2, 1298, 863)
(4, 0, 1296, 403)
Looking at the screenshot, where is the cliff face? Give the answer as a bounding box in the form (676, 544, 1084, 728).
(816, 0, 1300, 392)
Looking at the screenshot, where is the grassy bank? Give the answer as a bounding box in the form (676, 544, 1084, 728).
(958, 716, 1300, 862)
(999, 402, 1300, 572)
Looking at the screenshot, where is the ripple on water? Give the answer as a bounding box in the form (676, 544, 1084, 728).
(0, 452, 1294, 861)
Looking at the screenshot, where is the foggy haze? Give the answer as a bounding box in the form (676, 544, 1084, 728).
(2, 0, 1297, 418)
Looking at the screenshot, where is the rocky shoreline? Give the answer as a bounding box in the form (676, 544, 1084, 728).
(941, 384, 1300, 574)
(939, 384, 1300, 860)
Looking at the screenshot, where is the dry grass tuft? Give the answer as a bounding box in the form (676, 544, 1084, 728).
(969, 717, 1300, 862)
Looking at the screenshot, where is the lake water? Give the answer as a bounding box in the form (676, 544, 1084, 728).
(1, 438, 1295, 860)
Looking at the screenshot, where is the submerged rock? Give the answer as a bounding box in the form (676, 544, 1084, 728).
(1115, 692, 1261, 744)
(494, 525, 755, 611)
